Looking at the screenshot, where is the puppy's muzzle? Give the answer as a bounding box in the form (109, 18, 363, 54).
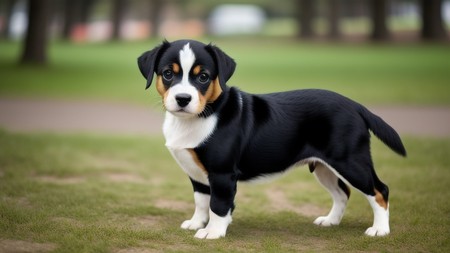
(175, 93, 192, 108)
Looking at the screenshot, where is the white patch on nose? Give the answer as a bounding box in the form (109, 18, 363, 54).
(164, 43, 200, 116)
(179, 43, 196, 85)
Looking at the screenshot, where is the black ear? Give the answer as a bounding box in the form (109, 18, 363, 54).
(137, 41, 169, 90)
(206, 44, 236, 90)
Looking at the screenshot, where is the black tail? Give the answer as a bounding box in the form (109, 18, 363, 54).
(358, 106, 407, 157)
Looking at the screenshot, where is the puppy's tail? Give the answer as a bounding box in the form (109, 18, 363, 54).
(358, 106, 407, 157)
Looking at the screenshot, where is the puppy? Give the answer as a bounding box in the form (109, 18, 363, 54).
(137, 40, 406, 239)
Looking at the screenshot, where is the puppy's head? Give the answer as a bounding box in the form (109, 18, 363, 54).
(138, 40, 236, 118)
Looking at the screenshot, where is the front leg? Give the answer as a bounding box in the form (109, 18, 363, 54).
(195, 173, 237, 239)
(181, 179, 210, 230)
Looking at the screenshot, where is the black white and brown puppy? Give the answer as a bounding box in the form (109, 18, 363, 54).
(137, 40, 407, 239)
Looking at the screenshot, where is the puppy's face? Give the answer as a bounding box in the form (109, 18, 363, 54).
(138, 40, 236, 118)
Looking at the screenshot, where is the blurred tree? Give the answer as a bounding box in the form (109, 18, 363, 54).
(149, 0, 163, 38)
(327, 0, 341, 39)
(1, 0, 15, 38)
(20, 0, 50, 64)
(111, 0, 128, 40)
(421, 0, 447, 40)
(62, 0, 76, 39)
(370, 0, 390, 40)
(61, 0, 96, 40)
(296, 0, 315, 38)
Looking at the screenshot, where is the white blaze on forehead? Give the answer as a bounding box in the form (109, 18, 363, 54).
(179, 43, 196, 85)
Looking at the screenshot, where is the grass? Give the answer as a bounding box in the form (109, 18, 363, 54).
(0, 38, 449, 105)
(1, 130, 449, 252)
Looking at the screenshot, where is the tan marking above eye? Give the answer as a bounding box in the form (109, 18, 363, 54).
(193, 65, 202, 75)
(172, 63, 180, 74)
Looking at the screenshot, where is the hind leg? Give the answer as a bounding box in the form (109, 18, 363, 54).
(312, 163, 351, 226)
(339, 161, 391, 236)
(364, 180, 390, 236)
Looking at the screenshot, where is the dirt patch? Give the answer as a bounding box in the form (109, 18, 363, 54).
(115, 248, 161, 253)
(78, 153, 146, 171)
(115, 243, 195, 253)
(154, 199, 192, 211)
(2, 196, 33, 209)
(51, 217, 84, 228)
(105, 172, 147, 183)
(35, 175, 85, 185)
(266, 188, 327, 217)
(132, 215, 165, 228)
(0, 239, 57, 253)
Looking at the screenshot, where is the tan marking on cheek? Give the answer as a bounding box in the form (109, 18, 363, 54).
(187, 149, 208, 174)
(197, 90, 207, 114)
(156, 76, 169, 109)
(196, 78, 222, 114)
(172, 63, 180, 74)
(209, 78, 223, 102)
(193, 65, 201, 75)
(156, 76, 166, 96)
(374, 189, 388, 210)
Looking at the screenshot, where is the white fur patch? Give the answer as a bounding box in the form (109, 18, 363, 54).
(179, 43, 196, 82)
(312, 164, 348, 226)
(181, 192, 210, 230)
(194, 209, 232, 239)
(164, 43, 200, 115)
(168, 148, 209, 186)
(164, 84, 200, 115)
(163, 112, 217, 149)
(365, 195, 390, 236)
(163, 112, 217, 186)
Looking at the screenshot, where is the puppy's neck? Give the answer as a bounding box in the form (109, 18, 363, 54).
(163, 112, 218, 149)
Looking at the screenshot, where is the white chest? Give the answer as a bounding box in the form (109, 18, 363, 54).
(162, 112, 218, 149)
(168, 148, 209, 186)
(163, 113, 217, 185)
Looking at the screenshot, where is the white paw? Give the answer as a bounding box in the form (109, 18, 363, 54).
(365, 226, 390, 236)
(193, 209, 232, 239)
(181, 219, 206, 230)
(313, 216, 340, 227)
(194, 227, 226, 239)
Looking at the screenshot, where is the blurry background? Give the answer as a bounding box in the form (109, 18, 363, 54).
(2, 0, 450, 43)
(1, 0, 449, 134)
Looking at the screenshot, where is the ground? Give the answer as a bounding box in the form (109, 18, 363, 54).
(0, 98, 449, 137)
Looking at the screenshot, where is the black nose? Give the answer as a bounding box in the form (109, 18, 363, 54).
(175, 93, 192, 107)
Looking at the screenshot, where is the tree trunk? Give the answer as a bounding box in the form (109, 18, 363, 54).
(20, 0, 50, 65)
(421, 0, 447, 40)
(149, 0, 163, 38)
(370, 0, 390, 40)
(1, 0, 15, 38)
(111, 0, 127, 40)
(296, 0, 315, 38)
(327, 0, 341, 39)
(62, 0, 77, 39)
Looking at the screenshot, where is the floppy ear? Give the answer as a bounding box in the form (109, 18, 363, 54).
(206, 44, 236, 90)
(137, 41, 169, 90)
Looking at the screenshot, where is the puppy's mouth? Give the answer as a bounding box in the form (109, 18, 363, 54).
(167, 107, 197, 118)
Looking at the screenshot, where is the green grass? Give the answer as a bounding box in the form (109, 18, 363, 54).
(1, 130, 449, 252)
(0, 39, 449, 105)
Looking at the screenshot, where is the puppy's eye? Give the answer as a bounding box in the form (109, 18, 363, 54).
(162, 69, 173, 81)
(198, 73, 210, 84)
